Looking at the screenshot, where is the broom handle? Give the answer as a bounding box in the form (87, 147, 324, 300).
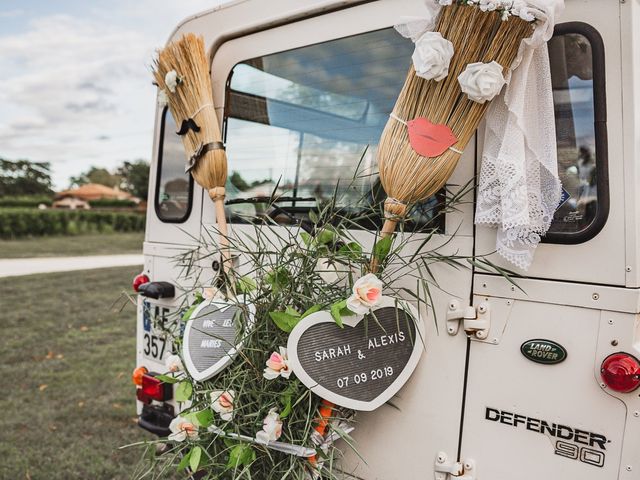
(210, 188, 231, 274)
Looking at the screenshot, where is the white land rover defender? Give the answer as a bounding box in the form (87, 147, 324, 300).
(133, 0, 640, 478)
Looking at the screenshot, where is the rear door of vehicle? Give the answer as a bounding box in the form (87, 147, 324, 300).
(205, 0, 476, 478)
(459, 3, 639, 478)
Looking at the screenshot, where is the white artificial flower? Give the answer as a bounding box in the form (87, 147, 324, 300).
(168, 416, 199, 442)
(439, 0, 453, 5)
(263, 347, 292, 380)
(458, 61, 506, 104)
(157, 89, 168, 107)
(346, 273, 383, 315)
(165, 354, 183, 373)
(210, 390, 235, 421)
(501, 9, 510, 21)
(165, 70, 180, 93)
(479, 0, 497, 12)
(315, 258, 350, 285)
(518, 7, 535, 22)
(412, 32, 455, 82)
(255, 408, 283, 443)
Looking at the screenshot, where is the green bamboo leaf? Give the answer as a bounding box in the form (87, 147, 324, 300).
(300, 231, 312, 246)
(193, 409, 214, 427)
(301, 304, 321, 318)
(373, 236, 392, 262)
(182, 304, 198, 321)
(227, 444, 254, 468)
(316, 228, 335, 245)
(177, 450, 191, 471)
(236, 276, 256, 293)
(285, 306, 301, 317)
(175, 381, 193, 402)
(190, 446, 202, 472)
(155, 374, 179, 384)
(330, 300, 347, 328)
(308, 210, 319, 224)
(337, 242, 362, 260)
(268, 311, 300, 333)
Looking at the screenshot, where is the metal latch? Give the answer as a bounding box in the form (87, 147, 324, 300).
(446, 299, 490, 339)
(435, 452, 476, 480)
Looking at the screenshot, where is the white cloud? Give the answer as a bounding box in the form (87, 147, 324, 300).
(0, 1, 225, 189)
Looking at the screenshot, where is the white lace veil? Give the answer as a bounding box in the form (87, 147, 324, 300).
(475, 0, 564, 270)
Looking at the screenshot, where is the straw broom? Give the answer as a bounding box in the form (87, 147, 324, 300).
(371, 4, 534, 270)
(153, 34, 230, 270)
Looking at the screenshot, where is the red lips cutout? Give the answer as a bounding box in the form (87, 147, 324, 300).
(407, 117, 458, 157)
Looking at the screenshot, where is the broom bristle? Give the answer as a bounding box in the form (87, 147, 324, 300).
(153, 34, 227, 193)
(378, 4, 534, 215)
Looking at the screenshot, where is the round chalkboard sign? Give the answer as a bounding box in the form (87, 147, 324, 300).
(182, 298, 254, 381)
(287, 296, 424, 411)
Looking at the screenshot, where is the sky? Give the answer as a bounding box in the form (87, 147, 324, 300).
(0, 0, 227, 190)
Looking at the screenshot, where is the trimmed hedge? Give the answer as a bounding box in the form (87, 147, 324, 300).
(0, 196, 53, 208)
(88, 198, 137, 208)
(0, 209, 145, 239)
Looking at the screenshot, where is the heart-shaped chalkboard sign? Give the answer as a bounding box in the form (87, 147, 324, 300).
(182, 299, 254, 382)
(287, 297, 424, 411)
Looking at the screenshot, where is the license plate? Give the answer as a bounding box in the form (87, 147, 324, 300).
(141, 300, 174, 362)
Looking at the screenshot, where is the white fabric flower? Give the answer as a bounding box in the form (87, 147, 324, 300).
(165, 70, 180, 93)
(157, 89, 168, 107)
(315, 258, 350, 285)
(346, 273, 383, 315)
(210, 390, 235, 421)
(412, 32, 454, 82)
(458, 61, 506, 104)
(263, 347, 292, 380)
(255, 408, 283, 443)
(168, 416, 199, 442)
(519, 7, 535, 22)
(479, 0, 498, 12)
(165, 354, 183, 373)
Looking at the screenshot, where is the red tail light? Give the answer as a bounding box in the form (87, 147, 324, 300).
(600, 353, 640, 393)
(133, 273, 150, 292)
(137, 373, 172, 403)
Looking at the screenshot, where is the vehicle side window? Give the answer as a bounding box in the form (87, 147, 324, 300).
(155, 108, 193, 223)
(223, 29, 444, 232)
(546, 22, 608, 242)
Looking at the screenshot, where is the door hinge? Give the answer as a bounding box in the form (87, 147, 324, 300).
(435, 452, 476, 480)
(446, 299, 490, 339)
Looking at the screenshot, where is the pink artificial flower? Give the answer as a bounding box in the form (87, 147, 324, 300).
(263, 347, 292, 380)
(347, 273, 383, 314)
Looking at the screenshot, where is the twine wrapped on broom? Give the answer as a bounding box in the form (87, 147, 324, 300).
(375, 3, 534, 257)
(153, 34, 231, 270)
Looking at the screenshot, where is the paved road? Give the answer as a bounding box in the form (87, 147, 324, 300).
(0, 254, 144, 278)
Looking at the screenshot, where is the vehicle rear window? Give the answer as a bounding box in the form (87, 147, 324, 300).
(155, 108, 193, 223)
(223, 29, 443, 232)
(546, 23, 608, 242)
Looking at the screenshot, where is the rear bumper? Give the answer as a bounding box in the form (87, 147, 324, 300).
(138, 402, 174, 437)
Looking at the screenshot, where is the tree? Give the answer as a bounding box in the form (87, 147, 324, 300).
(117, 159, 149, 200)
(0, 158, 53, 196)
(69, 167, 121, 189)
(230, 171, 250, 191)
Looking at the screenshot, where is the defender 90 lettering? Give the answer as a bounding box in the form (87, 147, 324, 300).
(485, 407, 609, 468)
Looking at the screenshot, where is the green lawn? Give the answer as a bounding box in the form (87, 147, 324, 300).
(0, 232, 144, 258)
(0, 266, 156, 479)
